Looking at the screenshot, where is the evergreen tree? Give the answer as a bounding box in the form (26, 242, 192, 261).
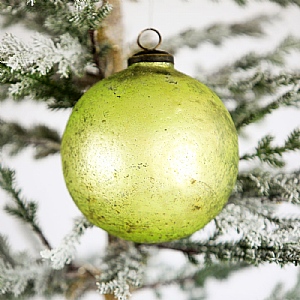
(1, 1, 300, 299)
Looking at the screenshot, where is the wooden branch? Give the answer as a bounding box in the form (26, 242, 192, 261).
(104, 0, 124, 73)
(99, 0, 124, 77)
(104, 295, 116, 300)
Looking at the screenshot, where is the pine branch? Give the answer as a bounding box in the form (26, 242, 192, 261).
(0, 235, 65, 299)
(155, 201, 300, 266)
(69, 0, 112, 30)
(228, 72, 300, 97)
(238, 171, 300, 204)
(0, 234, 97, 299)
(156, 239, 300, 266)
(234, 87, 300, 131)
(0, 250, 96, 299)
(0, 63, 82, 108)
(0, 33, 86, 78)
(204, 36, 300, 91)
(271, 0, 300, 7)
(0, 165, 51, 250)
(0, 256, 36, 297)
(233, 0, 300, 7)
(0, 235, 15, 268)
(240, 129, 300, 167)
(40, 217, 93, 270)
(0, 120, 61, 158)
(0, 33, 85, 107)
(201, 37, 300, 128)
(152, 193, 300, 266)
(0, 1, 112, 41)
(238, 36, 300, 69)
(97, 242, 147, 300)
(163, 15, 270, 53)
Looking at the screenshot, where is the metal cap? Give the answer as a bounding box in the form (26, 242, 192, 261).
(128, 50, 174, 66)
(128, 28, 174, 66)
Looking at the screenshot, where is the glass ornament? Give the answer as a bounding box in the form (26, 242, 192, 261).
(61, 29, 239, 243)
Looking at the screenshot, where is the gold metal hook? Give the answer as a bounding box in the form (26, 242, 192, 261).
(137, 28, 162, 51)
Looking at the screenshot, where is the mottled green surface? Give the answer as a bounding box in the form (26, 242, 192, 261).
(61, 62, 239, 243)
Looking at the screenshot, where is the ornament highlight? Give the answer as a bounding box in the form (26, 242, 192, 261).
(61, 29, 239, 243)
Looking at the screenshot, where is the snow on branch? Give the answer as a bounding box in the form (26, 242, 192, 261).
(0, 234, 55, 297)
(0, 256, 50, 297)
(0, 32, 86, 104)
(0, 32, 85, 78)
(41, 217, 93, 270)
(0, 33, 83, 105)
(238, 171, 300, 204)
(69, 0, 112, 29)
(1, 0, 112, 45)
(155, 192, 300, 266)
(97, 242, 147, 300)
(215, 201, 300, 248)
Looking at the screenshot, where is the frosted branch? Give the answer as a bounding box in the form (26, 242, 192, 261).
(156, 199, 300, 266)
(69, 1, 112, 29)
(0, 258, 50, 297)
(97, 243, 147, 300)
(239, 171, 300, 204)
(40, 217, 93, 270)
(0, 32, 85, 78)
(0, 234, 54, 297)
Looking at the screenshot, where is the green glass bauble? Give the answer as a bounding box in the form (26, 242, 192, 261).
(61, 44, 239, 243)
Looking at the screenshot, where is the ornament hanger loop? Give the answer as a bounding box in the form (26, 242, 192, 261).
(137, 28, 162, 51)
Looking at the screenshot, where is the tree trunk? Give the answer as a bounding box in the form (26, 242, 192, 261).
(101, 0, 124, 76)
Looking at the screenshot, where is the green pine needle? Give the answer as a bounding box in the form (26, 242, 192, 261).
(0, 165, 51, 249)
(234, 88, 300, 131)
(164, 15, 270, 53)
(240, 128, 300, 167)
(0, 120, 61, 159)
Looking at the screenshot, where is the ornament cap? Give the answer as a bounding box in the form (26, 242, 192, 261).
(128, 28, 174, 66)
(128, 49, 174, 66)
